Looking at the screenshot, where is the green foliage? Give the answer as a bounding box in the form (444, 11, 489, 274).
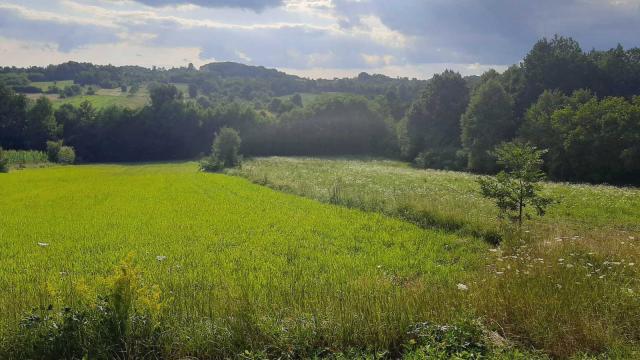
(244, 94, 396, 156)
(187, 83, 197, 98)
(5, 256, 163, 359)
(46, 140, 63, 162)
(477, 142, 554, 226)
(25, 96, 60, 150)
(128, 83, 140, 95)
(59, 84, 82, 98)
(149, 83, 182, 108)
(521, 90, 640, 184)
(0, 147, 8, 173)
(402, 320, 488, 359)
(201, 127, 242, 171)
(57, 146, 76, 164)
(2, 149, 48, 166)
(405, 70, 469, 167)
(461, 79, 515, 173)
(290, 93, 303, 107)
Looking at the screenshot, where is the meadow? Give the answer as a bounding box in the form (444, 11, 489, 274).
(0, 162, 505, 359)
(1, 159, 638, 358)
(231, 157, 640, 358)
(22, 81, 198, 109)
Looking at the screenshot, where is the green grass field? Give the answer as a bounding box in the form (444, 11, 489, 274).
(232, 157, 640, 358)
(0, 162, 499, 358)
(23, 81, 194, 110)
(1, 159, 638, 358)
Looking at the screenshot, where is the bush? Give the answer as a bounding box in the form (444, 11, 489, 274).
(46, 140, 63, 162)
(12, 85, 43, 94)
(200, 127, 242, 172)
(57, 146, 76, 164)
(0, 147, 8, 173)
(414, 148, 466, 171)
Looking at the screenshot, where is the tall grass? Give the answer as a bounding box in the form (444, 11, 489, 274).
(231, 157, 640, 358)
(3, 150, 49, 166)
(0, 162, 512, 358)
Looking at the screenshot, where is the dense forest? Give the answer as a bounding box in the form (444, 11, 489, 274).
(1, 35, 639, 184)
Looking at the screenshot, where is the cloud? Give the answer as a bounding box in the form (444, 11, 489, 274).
(0, 0, 639, 79)
(333, 0, 640, 64)
(0, 5, 118, 52)
(124, 15, 399, 69)
(129, 0, 283, 11)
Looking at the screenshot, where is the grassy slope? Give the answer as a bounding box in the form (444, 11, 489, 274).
(23, 81, 188, 109)
(30, 80, 74, 90)
(231, 157, 640, 358)
(0, 162, 488, 358)
(232, 157, 640, 239)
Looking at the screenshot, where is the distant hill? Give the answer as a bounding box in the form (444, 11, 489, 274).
(199, 62, 300, 80)
(0, 61, 433, 110)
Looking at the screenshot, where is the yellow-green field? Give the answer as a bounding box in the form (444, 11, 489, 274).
(232, 157, 640, 358)
(0, 163, 494, 359)
(2, 159, 639, 358)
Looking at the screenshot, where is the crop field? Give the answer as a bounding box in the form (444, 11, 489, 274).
(231, 157, 640, 358)
(1, 160, 639, 358)
(0, 162, 497, 358)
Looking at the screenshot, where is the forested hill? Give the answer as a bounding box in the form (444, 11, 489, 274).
(0, 61, 428, 102)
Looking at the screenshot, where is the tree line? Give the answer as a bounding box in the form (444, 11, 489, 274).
(0, 61, 426, 107)
(402, 35, 640, 184)
(1, 35, 639, 184)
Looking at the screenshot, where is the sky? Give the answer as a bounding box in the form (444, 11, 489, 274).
(0, 0, 639, 79)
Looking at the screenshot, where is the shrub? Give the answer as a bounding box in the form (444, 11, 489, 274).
(0, 147, 8, 173)
(57, 146, 76, 165)
(478, 142, 554, 226)
(200, 127, 242, 172)
(46, 140, 63, 162)
(414, 148, 466, 171)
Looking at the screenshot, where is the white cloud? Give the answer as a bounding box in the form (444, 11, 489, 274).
(0, 36, 215, 68)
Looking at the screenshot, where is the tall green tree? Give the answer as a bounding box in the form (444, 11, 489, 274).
(149, 84, 182, 109)
(518, 35, 595, 115)
(405, 70, 469, 168)
(461, 79, 515, 173)
(0, 85, 27, 149)
(25, 97, 59, 150)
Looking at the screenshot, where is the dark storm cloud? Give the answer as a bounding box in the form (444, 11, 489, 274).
(334, 0, 640, 64)
(0, 6, 118, 51)
(130, 0, 283, 11)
